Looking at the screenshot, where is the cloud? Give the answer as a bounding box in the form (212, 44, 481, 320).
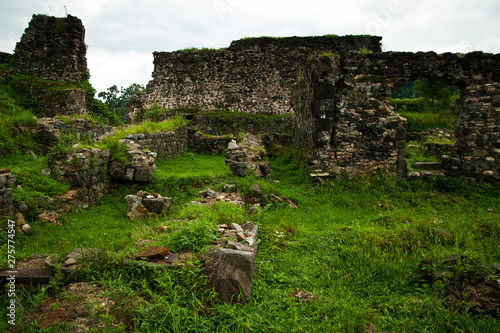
(86, 48, 153, 92)
(1, 0, 499, 92)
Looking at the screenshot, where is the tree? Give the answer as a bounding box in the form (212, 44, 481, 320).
(98, 83, 144, 120)
(412, 77, 459, 113)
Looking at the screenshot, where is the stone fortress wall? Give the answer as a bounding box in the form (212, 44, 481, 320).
(136, 35, 500, 181)
(8, 14, 500, 181)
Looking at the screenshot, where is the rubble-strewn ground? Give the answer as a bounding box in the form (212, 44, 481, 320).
(1, 152, 499, 332)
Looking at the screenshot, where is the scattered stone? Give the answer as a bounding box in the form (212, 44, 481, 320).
(38, 211, 60, 222)
(223, 184, 236, 193)
(21, 223, 33, 236)
(137, 190, 147, 198)
(44, 254, 60, 268)
(230, 222, 244, 234)
(127, 204, 150, 220)
(203, 248, 256, 304)
(289, 288, 314, 302)
(126, 193, 171, 220)
(153, 226, 169, 233)
(246, 203, 260, 215)
(236, 232, 246, 241)
(19, 203, 29, 213)
(226, 241, 254, 252)
(136, 246, 169, 260)
(228, 139, 239, 150)
(61, 189, 79, 201)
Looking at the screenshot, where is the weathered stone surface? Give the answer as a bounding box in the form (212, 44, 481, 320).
(132, 35, 381, 117)
(14, 14, 87, 84)
(126, 193, 171, 219)
(293, 52, 500, 181)
(125, 195, 143, 213)
(142, 197, 171, 215)
(21, 223, 33, 235)
(203, 248, 256, 303)
(127, 204, 150, 220)
(225, 134, 271, 178)
(136, 246, 169, 260)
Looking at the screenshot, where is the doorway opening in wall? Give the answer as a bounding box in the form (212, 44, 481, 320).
(389, 77, 460, 175)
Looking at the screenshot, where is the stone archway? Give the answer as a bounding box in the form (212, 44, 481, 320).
(293, 51, 500, 181)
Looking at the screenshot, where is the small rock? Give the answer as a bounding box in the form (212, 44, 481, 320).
(136, 246, 169, 260)
(245, 237, 255, 246)
(251, 183, 261, 197)
(236, 232, 246, 241)
(64, 258, 77, 266)
(246, 204, 260, 215)
(228, 140, 239, 150)
(15, 212, 25, 223)
(44, 254, 60, 268)
(21, 223, 32, 236)
(223, 184, 236, 193)
(19, 203, 29, 213)
(137, 190, 148, 198)
(230, 222, 244, 234)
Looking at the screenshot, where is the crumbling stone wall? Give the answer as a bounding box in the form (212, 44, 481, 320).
(14, 14, 87, 83)
(293, 55, 407, 177)
(16, 117, 114, 153)
(124, 128, 187, 159)
(293, 51, 500, 180)
(135, 35, 381, 116)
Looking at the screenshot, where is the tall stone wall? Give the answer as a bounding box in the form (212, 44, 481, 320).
(14, 14, 87, 83)
(293, 51, 500, 180)
(135, 35, 382, 116)
(293, 55, 407, 177)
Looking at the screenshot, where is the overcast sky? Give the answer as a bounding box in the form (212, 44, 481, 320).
(1, 0, 499, 93)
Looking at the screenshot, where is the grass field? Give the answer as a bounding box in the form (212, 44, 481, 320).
(1, 151, 499, 332)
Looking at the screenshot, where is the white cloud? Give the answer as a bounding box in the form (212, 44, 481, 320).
(1, 0, 499, 91)
(86, 48, 152, 92)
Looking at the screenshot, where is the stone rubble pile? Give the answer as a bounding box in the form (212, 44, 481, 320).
(225, 134, 271, 177)
(125, 190, 172, 220)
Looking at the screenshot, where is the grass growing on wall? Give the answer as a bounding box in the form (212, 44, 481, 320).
(1, 150, 499, 332)
(112, 117, 188, 139)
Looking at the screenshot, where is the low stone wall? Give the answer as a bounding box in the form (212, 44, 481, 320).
(0, 169, 17, 217)
(17, 117, 113, 153)
(50, 141, 157, 205)
(124, 128, 187, 159)
(50, 148, 111, 205)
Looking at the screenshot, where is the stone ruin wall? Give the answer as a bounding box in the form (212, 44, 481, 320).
(293, 51, 500, 181)
(129, 35, 382, 120)
(8, 14, 88, 117)
(14, 14, 87, 83)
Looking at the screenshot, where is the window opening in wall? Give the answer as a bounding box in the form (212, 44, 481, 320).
(389, 77, 460, 176)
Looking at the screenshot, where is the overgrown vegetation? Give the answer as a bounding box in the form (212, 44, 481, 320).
(1, 150, 498, 332)
(77, 70, 122, 126)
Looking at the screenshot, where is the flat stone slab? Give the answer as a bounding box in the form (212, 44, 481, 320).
(0, 257, 52, 286)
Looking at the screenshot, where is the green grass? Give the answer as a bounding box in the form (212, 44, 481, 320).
(1, 151, 499, 332)
(113, 117, 187, 139)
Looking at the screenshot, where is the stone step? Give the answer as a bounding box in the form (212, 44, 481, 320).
(413, 162, 443, 170)
(408, 170, 447, 178)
